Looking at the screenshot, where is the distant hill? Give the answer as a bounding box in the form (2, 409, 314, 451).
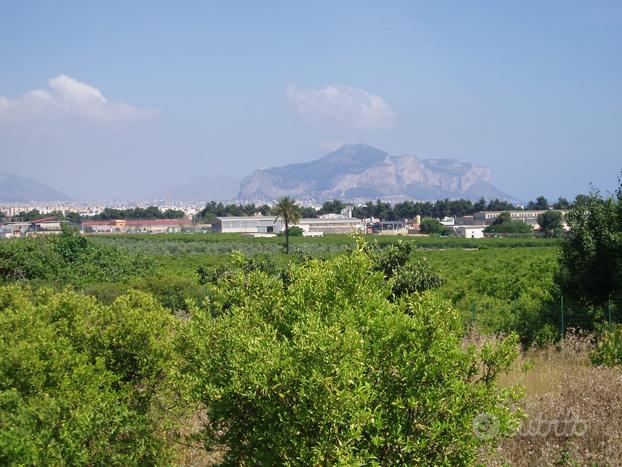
(152, 174, 240, 201)
(0, 173, 71, 202)
(238, 144, 514, 202)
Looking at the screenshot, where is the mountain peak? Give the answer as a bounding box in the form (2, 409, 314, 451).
(238, 145, 512, 202)
(0, 173, 71, 202)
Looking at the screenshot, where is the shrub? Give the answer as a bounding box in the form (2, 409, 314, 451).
(0, 230, 153, 286)
(391, 258, 443, 296)
(591, 324, 622, 366)
(130, 274, 206, 313)
(178, 239, 523, 465)
(420, 218, 449, 235)
(277, 226, 304, 237)
(0, 286, 178, 464)
(370, 241, 443, 297)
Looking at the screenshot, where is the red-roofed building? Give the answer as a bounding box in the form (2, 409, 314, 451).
(81, 218, 192, 234)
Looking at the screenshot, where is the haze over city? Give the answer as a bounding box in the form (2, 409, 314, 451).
(1, 1, 621, 201)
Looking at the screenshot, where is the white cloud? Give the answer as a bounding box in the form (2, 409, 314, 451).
(0, 75, 156, 125)
(286, 84, 396, 130)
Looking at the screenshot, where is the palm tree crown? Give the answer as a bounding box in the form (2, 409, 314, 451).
(273, 197, 301, 254)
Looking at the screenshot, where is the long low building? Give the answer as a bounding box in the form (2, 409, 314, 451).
(1, 217, 63, 238)
(81, 218, 193, 234)
(473, 210, 568, 226)
(212, 216, 364, 235)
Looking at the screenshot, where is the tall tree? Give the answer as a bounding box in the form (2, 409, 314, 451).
(558, 181, 622, 305)
(273, 197, 301, 254)
(553, 197, 570, 210)
(537, 210, 563, 237)
(527, 196, 549, 210)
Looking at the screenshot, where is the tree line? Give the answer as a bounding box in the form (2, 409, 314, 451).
(0, 206, 186, 223)
(195, 195, 582, 224)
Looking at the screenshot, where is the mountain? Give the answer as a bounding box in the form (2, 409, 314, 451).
(0, 173, 71, 202)
(238, 144, 513, 202)
(152, 174, 240, 201)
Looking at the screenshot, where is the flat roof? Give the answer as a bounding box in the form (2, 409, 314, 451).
(216, 216, 361, 223)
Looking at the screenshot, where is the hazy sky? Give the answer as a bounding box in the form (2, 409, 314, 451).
(0, 0, 621, 201)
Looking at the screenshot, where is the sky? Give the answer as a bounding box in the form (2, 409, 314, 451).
(0, 0, 621, 201)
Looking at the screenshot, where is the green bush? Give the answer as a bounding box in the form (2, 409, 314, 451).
(130, 273, 207, 313)
(369, 241, 443, 297)
(178, 239, 523, 465)
(420, 218, 450, 235)
(0, 286, 178, 464)
(277, 226, 304, 237)
(591, 324, 622, 366)
(0, 231, 153, 286)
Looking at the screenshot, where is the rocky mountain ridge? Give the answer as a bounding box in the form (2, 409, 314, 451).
(238, 144, 512, 202)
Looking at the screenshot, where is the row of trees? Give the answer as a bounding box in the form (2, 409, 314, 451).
(194, 199, 348, 222)
(92, 206, 186, 220)
(1, 206, 186, 223)
(194, 194, 582, 226)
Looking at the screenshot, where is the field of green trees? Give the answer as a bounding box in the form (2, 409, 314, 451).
(1, 185, 621, 465)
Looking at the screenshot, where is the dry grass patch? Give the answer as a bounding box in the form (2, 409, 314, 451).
(485, 333, 622, 465)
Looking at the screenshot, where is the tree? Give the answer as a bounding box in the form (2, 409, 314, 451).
(300, 206, 318, 218)
(319, 199, 345, 214)
(179, 240, 522, 465)
(273, 197, 301, 254)
(419, 218, 448, 235)
(553, 197, 570, 210)
(474, 197, 487, 212)
(484, 212, 533, 235)
(537, 210, 563, 237)
(558, 181, 622, 306)
(527, 196, 549, 210)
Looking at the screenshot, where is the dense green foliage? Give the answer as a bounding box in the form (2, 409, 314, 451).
(484, 212, 534, 235)
(370, 241, 443, 297)
(419, 218, 449, 235)
(278, 225, 304, 237)
(537, 210, 564, 238)
(0, 286, 179, 465)
(352, 197, 518, 220)
(558, 183, 622, 306)
(179, 240, 523, 465)
(424, 247, 560, 345)
(526, 196, 550, 210)
(195, 201, 272, 222)
(0, 230, 153, 286)
(93, 206, 186, 220)
(591, 324, 622, 366)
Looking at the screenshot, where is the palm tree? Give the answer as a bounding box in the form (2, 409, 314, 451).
(273, 197, 301, 254)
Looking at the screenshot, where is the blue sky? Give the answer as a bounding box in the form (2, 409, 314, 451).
(0, 0, 620, 201)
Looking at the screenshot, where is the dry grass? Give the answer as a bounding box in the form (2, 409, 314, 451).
(485, 331, 622, 466)
(170, 409, 224, 466)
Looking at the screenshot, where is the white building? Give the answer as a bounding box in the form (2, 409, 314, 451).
(455, 226, 485, 239)
(211, 216, 364, 235)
